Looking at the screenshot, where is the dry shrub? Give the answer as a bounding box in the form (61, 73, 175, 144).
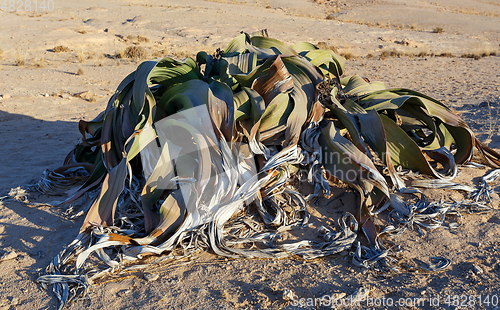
(115, 46, 148, 60)
(126, 35, 150, 44)
(462, 45, 499, 60)
(34, 57, 46, 68)
(152, 48, 169, 59)
(171, 47, 192, 59)
(53, 45, 71, 53)
(316, 42, 339, 53)
(15, 52, 26, 66)
(74, 91, 96, 102)
(437, 51, 454, 57)
(432, 27, 444, 33)
(417, 48, 430, 57)
(340, 51, 354, 60)
(316, 42, 328, 49)
(77, 50, 86, 63)
(380, 48, 412, 58)
(137, 35, 150, 43)
(76, 65, 85, 75)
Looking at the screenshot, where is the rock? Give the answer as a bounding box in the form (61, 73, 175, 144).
(473, 264, 483, 275)
(282, 288, 295, 301)
(0, 94, 10, 99)
(0, 251, 17, 262)
(83, 18, 99, 25)
(87, 7, 108, 11)
(73, 91, 93, 100)
(60, 93, 72, 99)
(143, 273, 159, 282)
(479, 101, 489, 108)
(348, 286, 371, 303)
(117, 289, 131, 297)
(123, 16, 149, 25)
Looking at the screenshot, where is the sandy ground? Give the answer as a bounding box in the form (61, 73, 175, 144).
(0, 0, 499, 309)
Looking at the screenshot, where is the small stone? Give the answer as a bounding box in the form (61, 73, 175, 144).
(10, 297, 19, 305)
(348, 286, 371, 303)
(282, 288, 295, 301)
(473, 264, 483, 275)
(117, 289, 131, 297)
(144, 273, 159, 282)
(0, 251, 17, 262)
(44, 93, 49, 97)
(0, 94, 10, 99)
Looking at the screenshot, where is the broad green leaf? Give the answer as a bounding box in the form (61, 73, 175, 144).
(250, 36, 297, 56)
(148, 57, 203, 89)
(319, 121, 390, 198)
(81, 159, 127, 232)
(356, 111, 406, 189)
(251, 56, 294, 105)
(290, 42, 318, 54)
(224, 52, 257, 75)
(303, 49, 345, 79)
(342, 75, 386, 96)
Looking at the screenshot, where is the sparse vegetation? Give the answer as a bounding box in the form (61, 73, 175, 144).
(53, 45, 71, 53)
(380, 48, 404, 58)
(78, 29, 88, 34)
(33, 56, 46, 68)
(15, 52, 26, 66)
(316, 42, 339, 53)
(437, 51, 454, 57)
(461, 45, 499, 59)
(339, 51, 354, 60)
(76, 65, 85, 75)
(152, 48, 170, 59)
(437, 6, 500, 18)
(125, 34, 150, 44)
(96, 54, 105, 67)
(171, 46, 194, 59)
(115, 46, 148, 60)
(418, 49, 430, 57)
(76, 50, 86, 63)
(432, 27, 445, 33)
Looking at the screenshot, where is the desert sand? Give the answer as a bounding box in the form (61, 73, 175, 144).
(0, 0, 499, 309)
